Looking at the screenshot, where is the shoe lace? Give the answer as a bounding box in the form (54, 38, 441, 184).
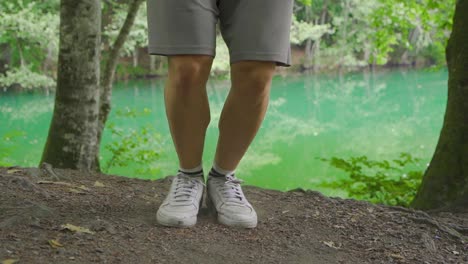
(220, 174, 245, 204)
(172, 174, 203, 203)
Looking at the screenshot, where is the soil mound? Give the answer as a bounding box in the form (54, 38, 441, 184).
(0, 166, 466, 263)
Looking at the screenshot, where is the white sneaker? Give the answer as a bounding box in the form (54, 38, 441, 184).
(156, 174, 204, 227)
(206, 174, 257, 228)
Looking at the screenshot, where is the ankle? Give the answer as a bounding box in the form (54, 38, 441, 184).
(178, 163, 204, 177)
(210, 161, 235, 178)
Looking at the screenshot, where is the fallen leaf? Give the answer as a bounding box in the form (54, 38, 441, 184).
(2, 259, 19, 264)
(333, 225, 345, 229)
(48, 239, 63, 248)
(93, 181, 105, 187)
(452, 250, 459, 255)
(322, 241, 340, 249)
(78, 185, 90, 191)
(61, 223, 95, 234)
(7, 169, 21, 174)
(388, 253, 404, 259)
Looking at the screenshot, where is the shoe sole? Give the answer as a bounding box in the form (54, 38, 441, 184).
(156, 210, 197, 228)
(206, 192, 257, 229)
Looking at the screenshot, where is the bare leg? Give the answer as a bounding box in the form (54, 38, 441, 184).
(214, 61, 276, 171)
(164, 55, 214, 169)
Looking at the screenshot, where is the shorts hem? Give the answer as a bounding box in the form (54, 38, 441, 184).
(148, 45, 216, 57)
(229, 52, 291, 67)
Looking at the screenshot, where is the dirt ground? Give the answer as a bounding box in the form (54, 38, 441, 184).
(0, 166, 467, 264)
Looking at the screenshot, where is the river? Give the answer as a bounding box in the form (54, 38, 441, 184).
(0, 68, 448, 196)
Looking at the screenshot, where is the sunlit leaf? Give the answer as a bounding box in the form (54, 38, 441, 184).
(78, 185, 90, 191)
(322, 241, 340, 249)
(61, 224, 95, 234)
(48, 239, 63, 248)
(94, 181, 105, 187)
(2, 259, 19, 264)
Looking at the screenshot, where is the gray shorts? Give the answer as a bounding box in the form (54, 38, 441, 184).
(147, 0, 294, 67)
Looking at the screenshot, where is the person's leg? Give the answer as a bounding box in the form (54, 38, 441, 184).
(213, 61, 276, 172)
(206, 0, 292, 228)
(147, 0, 219, 227)
(212, 0, 293, 174)
(164, 55, 214, 170)
(206, 61, 275, 229)
(156, 55, 213, 227)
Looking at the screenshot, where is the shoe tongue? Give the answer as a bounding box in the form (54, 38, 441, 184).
(225, 174, 243, 185)
(223, 187, 244, 203)
(172, 176, 198, 202)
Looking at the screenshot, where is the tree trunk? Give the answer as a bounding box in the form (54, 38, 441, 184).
(411, 0, 468, 211)
(339, 0, 350, 67)
(133, 46, 139, 67)
(41, 0, 102, 171)
(304, 39, 313, 69)
(303, 5, 312, 69)
(95, 0, 144, 170)
(0, 44, 11, 75)
(16, 39, 25, 68)
(312, 1, 328, 71)
(149, 54, 156, 72)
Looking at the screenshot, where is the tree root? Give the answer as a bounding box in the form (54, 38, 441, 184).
(39, 162, 70, 181)
(407, 215, 467, 242)
(387, 205, 468, 242)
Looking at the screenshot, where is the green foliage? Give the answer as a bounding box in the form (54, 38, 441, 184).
(0, 130, 26, 166)
(294, 0, 455, 68)
(0, 0, 59, 89)
(0, 0, 149, 89)
(0, 66, 55, 90)
(0, 0, 59, 53)
(319, 153, 424, 207)
(115, 63, 149, 78)
(290, 15, 334, 45)
(0, 0, 456, 85)
(102, 107, 163, 176)
(102, 0, 148, 57)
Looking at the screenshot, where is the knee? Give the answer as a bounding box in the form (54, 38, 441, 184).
(232, 61, 276, 96)
(168, 56, 213, 88)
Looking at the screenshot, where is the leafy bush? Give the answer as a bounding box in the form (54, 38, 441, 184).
(0, 66, 55, 90)
(0, 130, 26, 166)
(0, 1, 59, 90)
(319, 153, 424, 207)
(102, 107, 163, 176)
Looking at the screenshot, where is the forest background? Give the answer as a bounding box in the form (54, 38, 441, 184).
(0, 0, 454, 88)
(0, 0, 457, 208)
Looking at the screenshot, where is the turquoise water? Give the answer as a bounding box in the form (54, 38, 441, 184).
(0, 69, 448, 196)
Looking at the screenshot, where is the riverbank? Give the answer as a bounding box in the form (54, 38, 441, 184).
(112, 62, 441, 83)
(1, 166, 466, 263)
(0, 69, 449, 194)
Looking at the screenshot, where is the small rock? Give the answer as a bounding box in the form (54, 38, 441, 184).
(55, 248, 66, 255)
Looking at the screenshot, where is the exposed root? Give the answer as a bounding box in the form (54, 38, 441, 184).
(387, 205, 467, 242)
(39, 162, 69, 181)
